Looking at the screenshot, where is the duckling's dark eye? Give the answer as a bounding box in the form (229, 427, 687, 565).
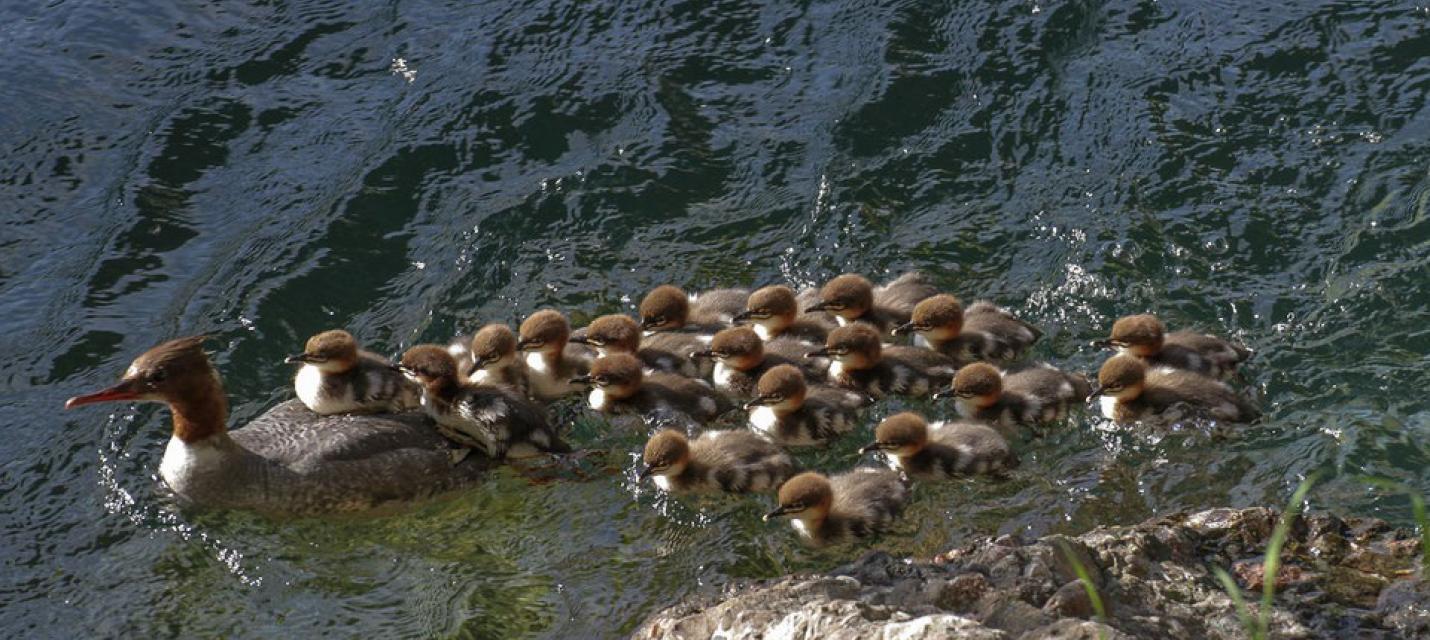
(149, 369, 167, 384)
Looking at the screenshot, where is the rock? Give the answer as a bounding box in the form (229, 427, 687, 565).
(635, 508, 1426, 639)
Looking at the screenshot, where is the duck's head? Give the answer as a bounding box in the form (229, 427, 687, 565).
(808, 324, 881, 370)
(745, 364, 808, 412)
(693, 326, 764, 371)
(66, 336, 218, 410)
(517, 310, 571, 354)
(893, 294, 963, 342)
(396, 345, 460, 390)
(1093, 355, 1147, 401)
(285, 329, 360, 373)
(735, 285, 799, 333)
(639, 429, 692, 481)
(639, 285, 690, 331)
(936, 362, 1002, 408)
(807, 274, 874, 321)
(861, 411, 930, 457)
(570, 314, 641, 354)
(1098, 314, 1165, 357)
(470, 324, 519, 369)
(764, 472, 833, 523)
(572, 353, 643, 400)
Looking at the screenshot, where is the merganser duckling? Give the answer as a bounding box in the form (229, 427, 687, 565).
(934, 362, 1090, 432)
(516, 310, 593, 400)
(1096, 314, 1251, 380)
(639, 284, 749, 334)
(397, 345, 566, 459)
(806, 272, 937, 334)
(461, 324, 529, 395)
(691, 326, 814, 399)
(638, 429, 796, 494)
(569, 314, 708, 377)
(571, 353, 732, 424)
(732, 285, 836, 343)
(892, 295, 1041, 365)
(860, 412, 1017, 480)
(809, 324, 958, 398)
(1092, 354, 1260, 423)
(763, 468, 909, 547)
(744, 364, 865, 446)
(64, 337, 485, 515)
(285, 330, 420, 415)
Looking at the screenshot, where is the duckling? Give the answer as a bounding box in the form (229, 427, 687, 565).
(458, 324, 529, 395)
(638, 429, 796, 494)
(763, 468, 909, 547)
(639, 284, 749, 334)
(397, 345, 567, 459)
(892, 294, 1041, 365)
(806, 272, 937, 334)
(1093, 354, 1260, 423)
(516, 310, 594, 400)
(935, 362, 1090, 432)
(571, 353, 732, 424)
(744, 364, 865, 446)
(1096, 314, 1251, 380)
(860, 412, 1017, 480)
(691, 326, 818, 399)
(286, 329, 420, 415)
(733, 285, 836, 343)
(809, 324, 958, 398)
(569, 314, 707, 378)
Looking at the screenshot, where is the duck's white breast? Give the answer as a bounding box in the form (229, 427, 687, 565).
(588, 388, 608, 411)
(158, 436, 224, 492)
(1099, 395, 1119, 420)
(749, 407, 778, 433)
(294, 365, 326, 410)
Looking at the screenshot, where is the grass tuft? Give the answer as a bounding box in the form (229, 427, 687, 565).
(1211, 473, 1318, 640)
(1358, 476, 1430, 571)
(1057, 540, 1108, 640)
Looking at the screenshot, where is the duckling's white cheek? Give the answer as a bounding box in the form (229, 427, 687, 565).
(652, 475, 673, 492)
(883, 455, 904, 473)
(1099, 395, 1119, 420)
(912, 334, 930, 349)
(525, 353, 549, 373)
(835, 316, 850, 327)
(791, 518, 812, 538)
(471, 369, 493, 385)
(294, 365, 325, 409)
(753, 324, 774, 341)
(589, 388, 608, 411)
(713, 363, 736, 388)
(954, 398, 976, 418)
(749, 407, 778, 433)
(827, 361, 845, 380)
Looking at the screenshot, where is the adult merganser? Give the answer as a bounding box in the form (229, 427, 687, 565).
(732, 285, 836, 343)
(462, 324, 530, 395)
(638, 429, 796, 494)
(744, 364, 866, 446)
(569, 314, 708, 378)
(892, 294, 1041, 365)
(397, 345, 566, 459)
(64, 336, 485, 515)
(638, 284, 748, 334)
(809, 324, 958, 398)
(1092, 354, 1260, 423)
(763, 468, 909, 547)
(691, 326, 815, 399)
(934, 362, 1090, 433)
(285, 329, 420, 415)
(516, 310, 593, 400)
(860, 412, 1017, 480)
(571, 353, 732, 425)
(805, 272, 937, 335)
(1095, 314, 1251, 380)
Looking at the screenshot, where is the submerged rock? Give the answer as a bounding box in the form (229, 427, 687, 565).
(634, 508, 1427, 639)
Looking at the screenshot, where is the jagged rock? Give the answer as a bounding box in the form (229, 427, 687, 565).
(633, 508, 1428, 639)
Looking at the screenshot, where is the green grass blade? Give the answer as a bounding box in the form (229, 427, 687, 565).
(1211, 565, 1258, 639)
(1056, 541, 1108, 640)
(1358, 476, 1430, 571)
(1258, 474, 1318, 635)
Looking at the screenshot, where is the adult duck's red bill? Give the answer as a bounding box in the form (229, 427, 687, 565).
(65, 381, 141, 409)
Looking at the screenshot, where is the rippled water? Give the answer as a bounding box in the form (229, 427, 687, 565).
(2, 0, 1427, 636)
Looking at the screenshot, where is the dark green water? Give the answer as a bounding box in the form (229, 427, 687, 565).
(2, 0, 1427, 637)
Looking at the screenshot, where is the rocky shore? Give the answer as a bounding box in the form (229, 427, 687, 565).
(634, 508, 1428, 639)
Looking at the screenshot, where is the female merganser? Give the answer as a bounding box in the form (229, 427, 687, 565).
(1096, 314, 1251, 380)
(744, 364, 866, 446)
(860, 412, 1017, 480)
(691, 326, 817, 399)
(732, 285, 836, 343)
(763, 468, 909, 547)
(459, 324, 530, 395)
(64, 336, 485, 515)
(638, 284, 749, 334)
(809, 324, 958, 398)
(569, 314, 708, 377)
(934, 362, 1090, 433)
(397, 345, 566, 459)
(805, 272, 937, 334)
(516, 310, 593, 400)
(571, 353, 732, 424)
(638, 429, 796, 494)
(1092, 354, 1260, 423)
(892, 295, 1041, 365)
(285, 329, 420, 415)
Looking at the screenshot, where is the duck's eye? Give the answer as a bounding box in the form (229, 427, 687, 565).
(149, 369, 167, 384)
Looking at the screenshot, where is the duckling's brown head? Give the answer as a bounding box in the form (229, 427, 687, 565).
(765, 472, 834, 522)
(950, 363, 1003, 408)
(701, 326, 764, 370)
(1106, 314, 1166, 357)
(747, 364, 808, 412)
(287, 329, 360, 372)
(895, 294, 963, 342)
(639, 285, 690, 331)
(66, 336, 219, 410)
(812, 324, 882, 370)
(809, 274, 874, 320)
(863, 412, 931, 457)
(398, 345, 460, 390)
(580, 353, 644, 399)
(470, 324, 518, 368)
(737, 285, 799, 331)
(518, 310, 571, 354)
(639, 429, 692, 480)
(573, 314, 641, 353)
(1096, 354, 1148, 400)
